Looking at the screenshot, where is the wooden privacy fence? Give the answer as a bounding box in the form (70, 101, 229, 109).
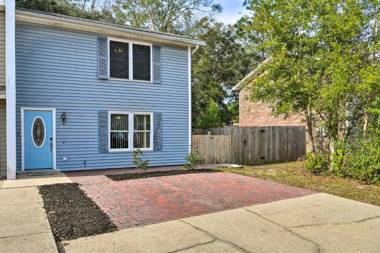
(192, 126, 306, 165)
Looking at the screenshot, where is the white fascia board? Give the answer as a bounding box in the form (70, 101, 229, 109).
(16, 10, 206, 48)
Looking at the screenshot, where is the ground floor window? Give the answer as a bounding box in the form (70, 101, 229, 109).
(110, 113, 129, 150)
(109, 112, 153, 151)
(134, 114, 151, 149)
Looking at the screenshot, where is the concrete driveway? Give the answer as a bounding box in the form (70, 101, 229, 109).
(2, 173, 380, 253)
(64, 193, 380, 253)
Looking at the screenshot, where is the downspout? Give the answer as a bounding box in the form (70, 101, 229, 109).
(187, 45, 199, 153)
(192, 45, 199, 55)
(188, 46, 192, 154)
(6, 0, 16, 179)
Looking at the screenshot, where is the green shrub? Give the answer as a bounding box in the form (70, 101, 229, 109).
(305, 152, 329, 175)
(133, 149, 149, 172)
(333, 138, 380, 183)
(184, 152, 204, 170)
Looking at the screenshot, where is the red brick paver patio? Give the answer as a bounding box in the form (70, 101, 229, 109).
(67, 171, 313, 229)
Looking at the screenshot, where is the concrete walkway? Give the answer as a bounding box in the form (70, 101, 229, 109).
(0, 173, 72, 253)
(63, 193, 380, 253)
(0, 187, 58, 253)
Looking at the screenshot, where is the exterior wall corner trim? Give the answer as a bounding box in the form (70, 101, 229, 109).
(6, 0, 16, 180)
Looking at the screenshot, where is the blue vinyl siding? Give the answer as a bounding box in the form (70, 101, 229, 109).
(15, 23, 189, 171)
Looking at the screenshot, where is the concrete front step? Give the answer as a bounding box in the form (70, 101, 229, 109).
(1, 172, 72, 189)
(17, 169, 62, 177)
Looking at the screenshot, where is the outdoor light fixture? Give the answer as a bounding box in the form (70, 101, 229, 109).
(61, 112, 67, 125)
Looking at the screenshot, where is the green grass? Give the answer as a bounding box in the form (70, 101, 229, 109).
(219, 161, 380, 206)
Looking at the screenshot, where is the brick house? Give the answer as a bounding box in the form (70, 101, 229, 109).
(237, 88, 304, 126)
(233, 58, 305, 127)
(233, 59, 313, 152)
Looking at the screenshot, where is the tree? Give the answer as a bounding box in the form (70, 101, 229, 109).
(192, 21, 258, 128)
(16, 0, 114, 22)
(239, 0, 379, 167)
(113, 0, 222, 34)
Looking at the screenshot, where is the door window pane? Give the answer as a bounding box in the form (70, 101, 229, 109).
(32, 117, 45, 147)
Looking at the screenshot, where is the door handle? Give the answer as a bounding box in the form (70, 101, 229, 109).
(50, 137, 53, 152)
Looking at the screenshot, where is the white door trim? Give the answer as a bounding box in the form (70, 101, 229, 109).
(21, 107, 57, 171)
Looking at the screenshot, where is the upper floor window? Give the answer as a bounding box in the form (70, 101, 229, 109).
(109, 39, 152, 82)
(110, 41, 129, 79)
(133, 44, 151, 81)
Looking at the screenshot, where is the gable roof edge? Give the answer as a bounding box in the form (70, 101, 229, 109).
(232, 57, 272, 91)
(16, 9, 206, 47)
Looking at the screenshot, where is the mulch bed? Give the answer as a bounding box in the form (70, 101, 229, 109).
(107, 169, 219, 181)
(39, 183, 117, 242)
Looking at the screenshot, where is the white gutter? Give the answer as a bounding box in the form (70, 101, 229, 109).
(16, 9, 206, 47)
(6, 0, 16, 179)
(192, 45, 199, 55)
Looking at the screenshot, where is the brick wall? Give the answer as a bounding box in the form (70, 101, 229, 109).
(239, 88, 304, 126)
(239, 88, 314, 152)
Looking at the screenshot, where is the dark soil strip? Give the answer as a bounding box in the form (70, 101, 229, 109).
(39, 183, 117, 242)
(107, 169, 220, 181)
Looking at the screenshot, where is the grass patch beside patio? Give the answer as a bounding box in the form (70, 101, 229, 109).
(219, 161, 380, 206)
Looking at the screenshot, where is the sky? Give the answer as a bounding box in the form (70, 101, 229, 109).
(214, 0, 248, 24)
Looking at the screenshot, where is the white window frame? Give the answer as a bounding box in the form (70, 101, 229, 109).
(108, 111, 131, 152)
(108, 111, 153, 152)
(133, 113, 154, 151)
(108, 37, 153, 83)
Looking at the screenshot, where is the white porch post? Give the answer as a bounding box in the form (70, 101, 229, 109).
(6, 0, 16, 180)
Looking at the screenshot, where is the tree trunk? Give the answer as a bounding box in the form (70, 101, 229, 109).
(305, 109, 316, 153)
(328, 136, 337, 171)
(363, 112, 368, 138)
